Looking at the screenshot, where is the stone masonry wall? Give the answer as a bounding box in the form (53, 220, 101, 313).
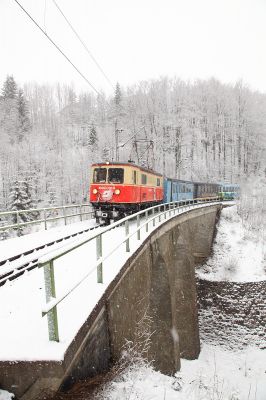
(197, 279, 266, 349)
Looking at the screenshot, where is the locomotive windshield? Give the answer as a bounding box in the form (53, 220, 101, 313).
(108, 168, 124, 183)
(93, 168, 107, 183)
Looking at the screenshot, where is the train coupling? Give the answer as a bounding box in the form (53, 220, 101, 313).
(95, 209, 119, 218)
(95, 209, 119, 222)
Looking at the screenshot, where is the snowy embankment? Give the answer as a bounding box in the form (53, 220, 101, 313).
(197, 205, 265, 282)
(95, 205, 266, 400)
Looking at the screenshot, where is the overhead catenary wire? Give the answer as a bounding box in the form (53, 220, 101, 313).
(14, 0, 102, 97)
(14, 0, 133, 115)
(52, 0, 115, 91)
(14, 0, 148, 162)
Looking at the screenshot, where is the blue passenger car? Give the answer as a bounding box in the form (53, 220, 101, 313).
(163, 178, 194, 203)
(219, 184, 240, 200)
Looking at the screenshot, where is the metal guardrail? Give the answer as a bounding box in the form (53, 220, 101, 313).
(0, 203, 93, 234)
(38, 197, 225, 342)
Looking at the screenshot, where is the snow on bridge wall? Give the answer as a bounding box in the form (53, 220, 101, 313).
(0, 205, 222, 399)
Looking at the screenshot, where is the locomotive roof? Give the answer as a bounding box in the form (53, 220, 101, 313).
(91, 162, 163, 177)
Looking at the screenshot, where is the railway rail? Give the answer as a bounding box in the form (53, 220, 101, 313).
(0, 222, 101, 287)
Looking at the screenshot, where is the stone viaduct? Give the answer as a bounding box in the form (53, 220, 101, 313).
(0, 204, 223, 399)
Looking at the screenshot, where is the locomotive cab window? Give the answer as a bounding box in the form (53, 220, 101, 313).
(133, 170, 137, 184)
(157, 178, 160, 186)
(93, 168, 107, 183)
(141, 174, 147, 184)
(108, 168, 124, 183)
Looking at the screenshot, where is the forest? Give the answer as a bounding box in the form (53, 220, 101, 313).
(0, 75, 265, 215)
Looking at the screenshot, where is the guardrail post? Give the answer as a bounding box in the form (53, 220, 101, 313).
(159, 208, 161, 223)
(152, 208, 155, 227)
(137, 214, 140, 240)
(125, 220, 130, 252)
(44, 209, 47, 230)
(63, 206, 67, 225)
(145, 210, 149, 232)
(96, 234, 103, 283)
(43, 261, 59, 342)
(164, 204, 167, 219)
(79, 205, 83, 221)
(16, 211, 19, 230)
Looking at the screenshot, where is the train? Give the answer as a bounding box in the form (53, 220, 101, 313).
(89, 161, 239, 224)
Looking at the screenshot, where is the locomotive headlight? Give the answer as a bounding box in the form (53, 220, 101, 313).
(92, 188, 98, 194)
(114, 189, 120, 195)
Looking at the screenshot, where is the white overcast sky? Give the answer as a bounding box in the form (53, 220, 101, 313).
(0, 0, 265, 95)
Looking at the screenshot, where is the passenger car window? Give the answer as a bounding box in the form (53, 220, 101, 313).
(93, 168, 107, 183)
(108, 168, 124, 183)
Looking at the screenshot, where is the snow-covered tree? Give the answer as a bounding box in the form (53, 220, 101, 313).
(8, 180, 34, 235)
(88, 123, 98, 148)
(17, 89, 30, 141)
(114, 82, 122, 107)
(1, 75, 18, 99)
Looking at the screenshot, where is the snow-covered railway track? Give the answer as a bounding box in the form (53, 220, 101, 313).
(0, 224, 102, 287)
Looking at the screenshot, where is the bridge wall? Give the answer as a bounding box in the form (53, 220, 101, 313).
(0, 205, 221, 399)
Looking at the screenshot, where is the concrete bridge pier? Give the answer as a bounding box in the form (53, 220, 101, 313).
(149, 240, 180, 374)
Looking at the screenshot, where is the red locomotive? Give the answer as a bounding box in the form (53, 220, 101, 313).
(90, 162, 163, 224)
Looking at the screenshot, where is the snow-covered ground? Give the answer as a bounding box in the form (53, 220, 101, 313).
(0, 390, 14, 400)
(98, 345, 265, 400)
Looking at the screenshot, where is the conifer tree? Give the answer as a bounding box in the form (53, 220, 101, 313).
(88, 124, 98, 147)
(0, 76, 27, 144)
(114, 82, 122, 107)
(8, 180, 34, 235)
(1, 75, 18, 99)
(17, 89, 30, 140)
